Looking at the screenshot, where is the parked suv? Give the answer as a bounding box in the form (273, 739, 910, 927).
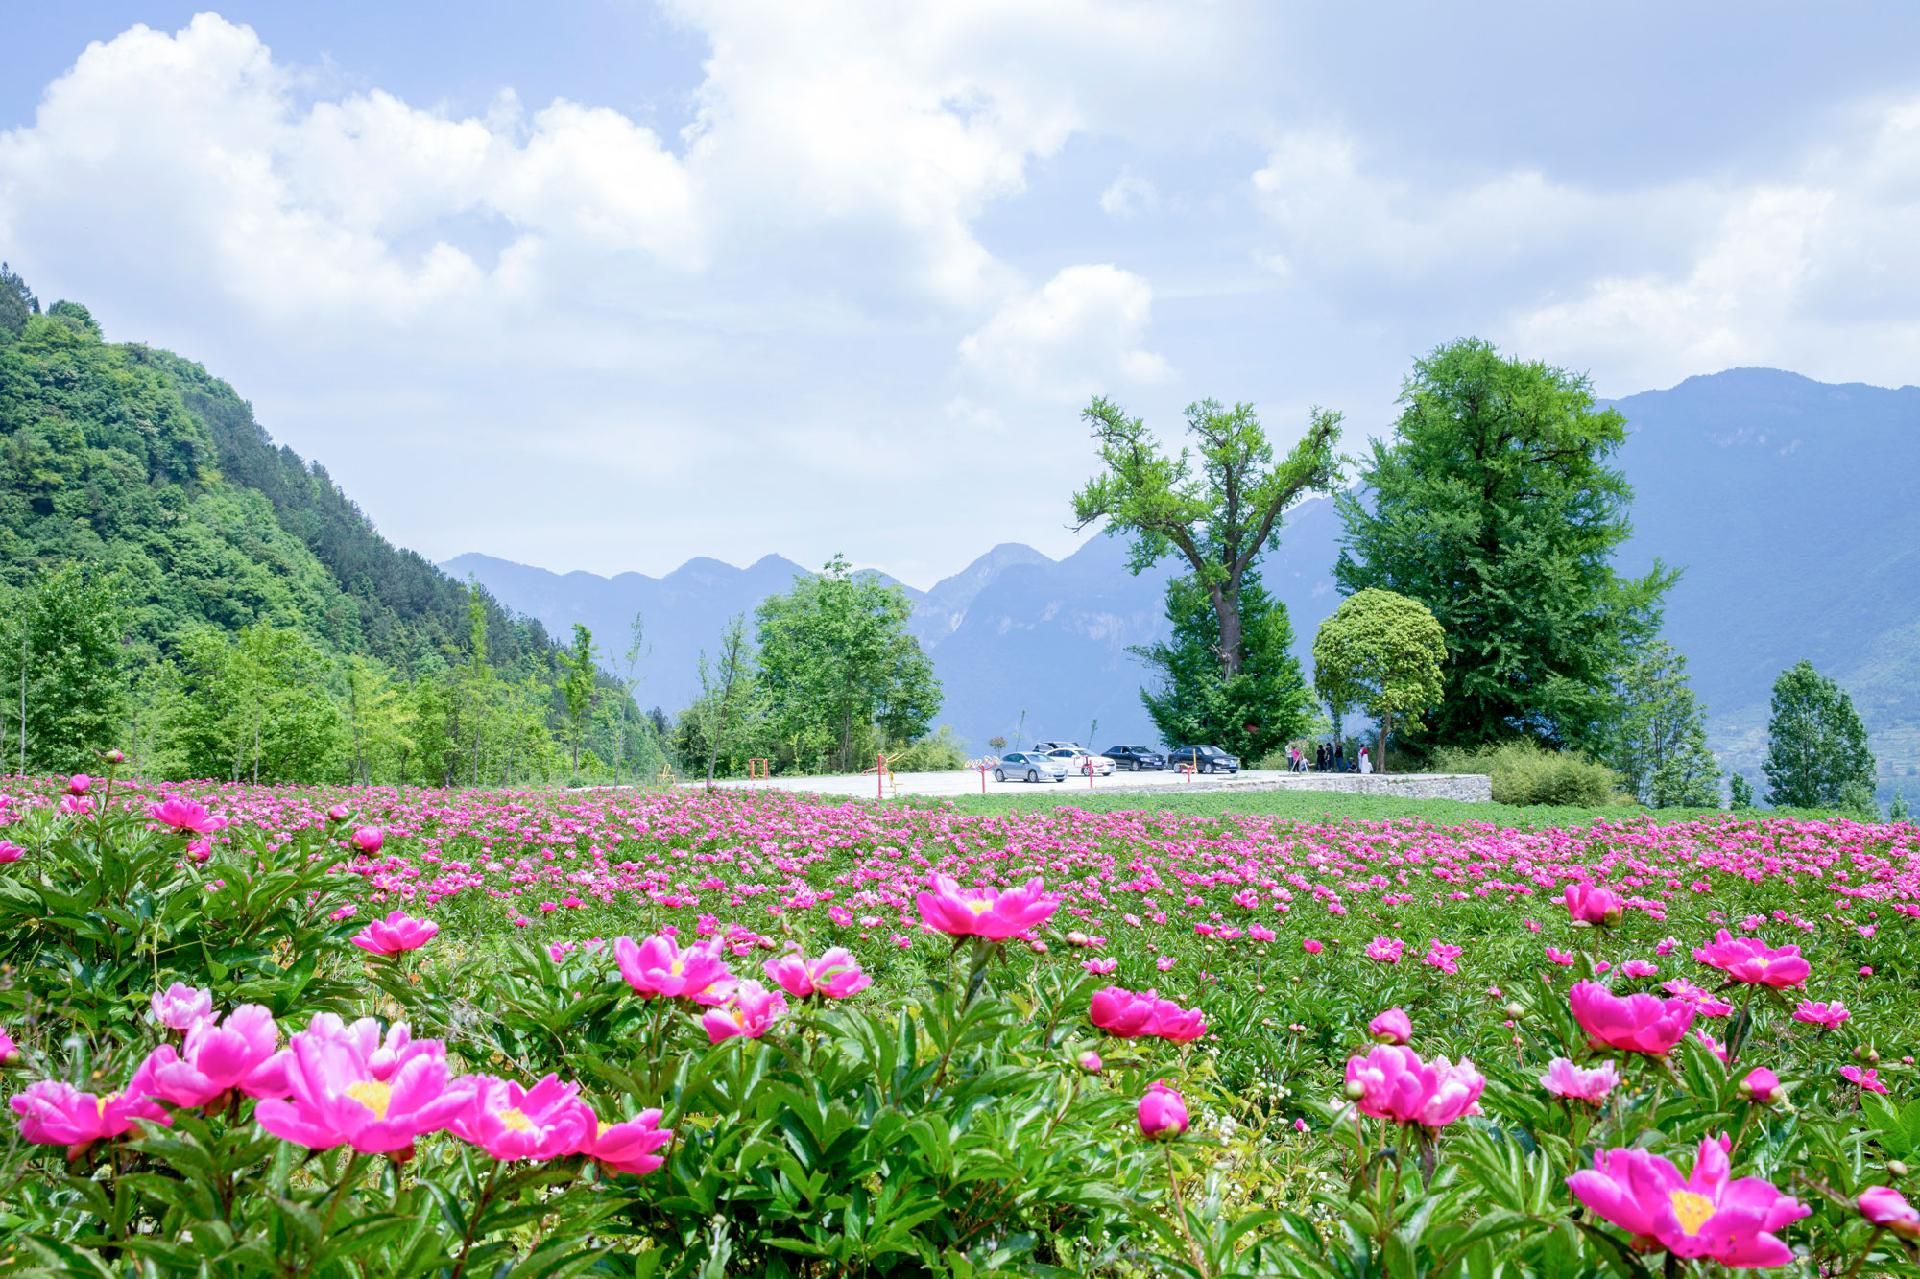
(994, 750, 1069, 783)
(1102, 745, 1166, 771)
(1167, 745, 1241, 774)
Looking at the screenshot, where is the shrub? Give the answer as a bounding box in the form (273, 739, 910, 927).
(1431, 738, 1622, 807)
(883, 725, 969, 772)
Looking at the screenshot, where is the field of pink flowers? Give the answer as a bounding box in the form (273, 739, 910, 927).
(2, 769, 1919, 1276)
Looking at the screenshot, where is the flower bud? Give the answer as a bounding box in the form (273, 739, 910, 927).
(1890, 1160, 1910, 1178)
(1344, 1080, 1366, 1100)
(1504, 1002, 1525, 1019)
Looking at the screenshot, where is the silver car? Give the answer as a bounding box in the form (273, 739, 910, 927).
(994, 750, 1069, 783)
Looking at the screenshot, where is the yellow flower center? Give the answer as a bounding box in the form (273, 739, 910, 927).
(345, 1080, 393, 1121)
(496, 1107, 534, 1133)
(966, 898, 993, 914)
(597, 1121, 614, 1139)
(730, 1008, 748, 1027)
(1669, 1190, 1715, 1237)
(669, 959, 686, 976)
(96, 1093, 117, 1116)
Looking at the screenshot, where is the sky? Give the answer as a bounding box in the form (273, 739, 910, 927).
(6, 4, 1920, 589)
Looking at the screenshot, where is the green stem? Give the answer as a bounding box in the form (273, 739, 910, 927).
(1839, 1226, 1883, 1279)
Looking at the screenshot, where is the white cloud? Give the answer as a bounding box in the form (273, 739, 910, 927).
(959, 265, 1170, 400)
(1099, 168, 1158, 218)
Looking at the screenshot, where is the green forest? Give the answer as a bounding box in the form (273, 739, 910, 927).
(0, 265, 663, 785)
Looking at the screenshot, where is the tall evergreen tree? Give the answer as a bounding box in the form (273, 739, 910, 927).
(1336, 338, 1673, 753)
(1603, 640, 1719, 808)
(1763, 660, 1877, 814)
(1134, 573, 1311, 760)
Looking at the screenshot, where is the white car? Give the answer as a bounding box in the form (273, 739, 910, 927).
(1048, 747, 1115, 776)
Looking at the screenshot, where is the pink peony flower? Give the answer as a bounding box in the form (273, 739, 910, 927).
(0, 840, 24, 864)
(351, 910, 440, 955)
(135, 1005, 288, 1108)
(1841, 1065, 1888, 1094)
(584, 1107, 672, 1175)
(1790, 1000, 1849, 1029)
(1365, 936, 1405, 964)
(1545, 947, 1577, 966)
(148, 796, 226, 834)
(1568, 1135, 1809, 1267)
(1691, 930, 1811, 987)
(914, 874, 1058, 940)
(1137, 1081, 1189, 1139)
(1541, 1057, 1620, 1105)
(762, 947, 871, 1000)
(1569, 981, 1696, 1056)
(1563, 882, 1624, 926)
(350, 826, 384, 854)
(701, 981, 787, 1043)
(1078, 1051, 1103, 1073)
(1423, 939, 1463, 974)
(300, 1014, 433, 1081)
(1081, 956, 1118, 975)
(0, 1027, 15, 1064)
(1302, 938, 1324, 954)
(1740, 1067, 1782, 1105)
(150, 983, 214, 1032)
(11, 1079, 171, 1157)
(1088, 986, 1206, 1042)
(448, 1074, 594, 1161)
(254, 1026, 466, 1154)
(1620, 959, 1659, 979)
(66, 775, 91, 796)
(1859, 1186, 1920, 1239)
(613, 934, 732, 999)
(1663, 979, 1734, 1017)
(1368, 1007, 1412, 1045)
(1345, 1045, 1485, 1128)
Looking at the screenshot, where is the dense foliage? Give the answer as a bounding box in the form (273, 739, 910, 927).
(1311, 588, 1447, 773)
(667, 562, 950, 780)
(1134, 573, 1313, 762)
(4, 775, 1919, 1275)
(0, 276, 661, 786)
(1602, 641, 1721, 809)
(1335, 338, 1674, 757)
(1430, 739, 1625, 808)
(1766, 660, 1878, 816)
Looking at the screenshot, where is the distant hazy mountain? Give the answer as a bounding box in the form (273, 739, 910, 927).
(449, 368, 1920, 799)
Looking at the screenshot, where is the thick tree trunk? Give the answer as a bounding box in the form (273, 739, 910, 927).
(1379, 712, 1391, 775)
(1210, 582, 1244, 678)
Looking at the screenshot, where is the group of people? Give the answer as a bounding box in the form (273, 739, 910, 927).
(1283, 741, 1373, 774)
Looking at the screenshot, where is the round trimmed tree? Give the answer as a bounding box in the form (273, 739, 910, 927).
(1312, 589, 1447, 773)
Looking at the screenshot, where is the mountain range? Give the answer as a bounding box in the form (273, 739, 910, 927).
(447, 368, 1920, 800)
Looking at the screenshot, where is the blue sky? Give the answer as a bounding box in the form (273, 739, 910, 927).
(6, 5, 1920, 587)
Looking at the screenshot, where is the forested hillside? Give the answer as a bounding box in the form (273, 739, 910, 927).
(0, 266, 659, 784)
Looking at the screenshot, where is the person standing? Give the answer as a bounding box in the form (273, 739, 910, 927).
(1333, 742, 1346, 772)
(1359, 746, 1373, 774)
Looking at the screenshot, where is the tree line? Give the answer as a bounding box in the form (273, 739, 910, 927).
(1078, 337, 1887, 816)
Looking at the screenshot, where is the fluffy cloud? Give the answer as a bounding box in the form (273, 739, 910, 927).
(1249, 103, 1920, 391)
(960, 265, 1169, 400)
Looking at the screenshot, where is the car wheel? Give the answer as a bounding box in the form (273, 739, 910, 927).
(994, 768, 1006, 782)
(1201, 761, 1212, 774)
(1026, 769, 1039, 783)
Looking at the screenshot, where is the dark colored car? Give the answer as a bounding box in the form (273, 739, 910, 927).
(1168, 745, 1241, 774)
(1102, 745, 1165, 771)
